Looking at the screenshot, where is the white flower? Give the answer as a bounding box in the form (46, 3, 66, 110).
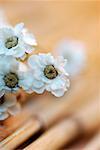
(28, 53, 70, 97)
(0, 94, 20, 120)
(0, 23, 37, 60)
(0, 55, 33, 97)
(54, 39, 86, 76)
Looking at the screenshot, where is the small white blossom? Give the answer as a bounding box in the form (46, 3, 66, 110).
(0, 94, 20, 120)
(54, 39, 86, 76)
(0, 55, 33, 97)
(28, 53, 70, 97)
(0, 23, 37, 60)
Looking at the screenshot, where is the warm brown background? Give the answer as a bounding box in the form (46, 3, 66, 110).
(0, 1, 100, 149)
(0, 1, 100, 73)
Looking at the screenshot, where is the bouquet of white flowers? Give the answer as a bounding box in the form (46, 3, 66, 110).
(0, 23, 70, 120)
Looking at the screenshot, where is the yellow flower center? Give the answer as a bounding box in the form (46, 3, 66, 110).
(4, 72, 19, 88)
(44, 65, 58, 79)
(5, 36, 18, 49)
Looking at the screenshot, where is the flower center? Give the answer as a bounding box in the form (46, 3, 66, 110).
(0, 95, 5, 105)
(5, 36, 18, 49)
(4, 72, 19, 88)
(44, 65, 58, 79)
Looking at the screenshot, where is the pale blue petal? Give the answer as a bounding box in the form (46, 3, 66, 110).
(0, 112, 9, 120)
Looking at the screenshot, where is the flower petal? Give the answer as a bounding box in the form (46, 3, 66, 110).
(23, 32, 37, 46)
(14, 23, 24, 35)
(0, 105, 7, 112)
(19, 72, 33, 91)
(32, 86, 45, 94)
(51, 89, 66, 97)
(32, 79, 44, 88)
(0, 91, 5, 98)
(0, 112, 9, 120)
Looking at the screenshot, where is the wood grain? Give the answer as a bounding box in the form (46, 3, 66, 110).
(0, 77, 98, 149)
(25, 99, 100, 150)
(83, 131, 100, 150)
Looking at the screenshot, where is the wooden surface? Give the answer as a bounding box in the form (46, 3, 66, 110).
(0, 1, 100, 150)
(25, 100, 100, 150)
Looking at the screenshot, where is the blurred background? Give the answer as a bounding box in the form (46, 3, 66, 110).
(0, 1, 100, 150)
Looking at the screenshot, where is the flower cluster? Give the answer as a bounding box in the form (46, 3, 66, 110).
(0, 23, 70, 120)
